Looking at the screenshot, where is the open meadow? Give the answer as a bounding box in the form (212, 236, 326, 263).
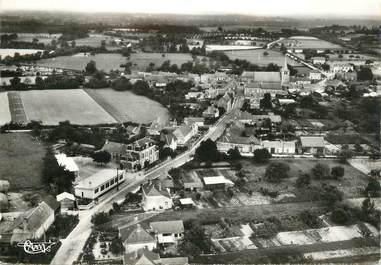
(0, 92, 11, 125)
(0, 48, 44, 58)
(85, 88, 170, 124)
(226, 49, 301, 66)
(128, 52, 195, 70)
(280, 36, 342, 50)
(19, 89, 117, 125)
(0, 133, 46, 190)
(36, 53, 126, 71)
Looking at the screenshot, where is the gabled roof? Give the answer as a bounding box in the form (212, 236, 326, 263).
(120, 224, 155, 244)
(300, 136, 325, 147)
(75, 169, 122, 189)
(203, 176, 235, 186)
(173, 125, 193, 140)
(160, 133, 177, 146)
(143, 183, 171, 199)
(160, 257, 189, 265)
(123, 248, 159, 265)
(55, 154, 79, 172)
(150, 220, 184, 234)
(56, 192, 75, 202)
(43, 195, 60, 211)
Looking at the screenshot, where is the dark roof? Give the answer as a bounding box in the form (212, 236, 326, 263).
(43, 195, 60, 211)
(120, 224, 155, 244)
(123, 248, 159, 265)
(142, 183, 171, 199)
(150, 220, 184, 234)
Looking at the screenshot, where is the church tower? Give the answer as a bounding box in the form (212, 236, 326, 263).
(281, 56, 290, 86)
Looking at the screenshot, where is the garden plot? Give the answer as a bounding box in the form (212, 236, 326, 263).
(276, 225, 364, 246)
(20, 89, 117, 125)
(0, 92, 11, 125)
(235, 192, 271, 206)
(303, 247, 381, 261)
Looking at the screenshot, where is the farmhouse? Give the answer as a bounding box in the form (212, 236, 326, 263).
(184, 117, 205, 127)
(262, 140, 296, 154)
(173, 124, 196, 146)
(298, 136, 326, 155)
(101, 140, 125, 161)
(149, 220, 184, 245)
(123, 248, 160, 265)
(141, 182, 173, 211)
(74, 169, 124, 200)
(120, 224, 156, 253)
(8, 199, 58, 243)
(55, 154, 79, 177)
(203, 176, 234, 190)
(56, 192, 76, 212)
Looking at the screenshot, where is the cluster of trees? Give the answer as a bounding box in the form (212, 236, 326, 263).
(195, 139, 223, 163)
(311, 163, 345, 180)
(42, 148, 76, 193)
(47, 121, 106, 149)
(264, 162, 290, 183)
(178, 219, 212, 255)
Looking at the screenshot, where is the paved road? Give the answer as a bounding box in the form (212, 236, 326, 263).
(50, 95, 243, 265)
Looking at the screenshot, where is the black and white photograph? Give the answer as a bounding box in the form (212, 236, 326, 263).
(0, 0, 380, 264)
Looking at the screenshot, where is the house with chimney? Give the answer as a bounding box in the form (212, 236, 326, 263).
(141, 182, 173, 211)
(119, 224, 156, 253)
(173, 124, 197, 147)
(124, 138, 159, 172)
(149, 220, 184, 246)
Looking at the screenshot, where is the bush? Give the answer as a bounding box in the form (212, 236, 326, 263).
(331, 208, 352, 225)
(365, 179, 381, 197)
(253, 148, 272, 163)
(295, 173, 311, 188)
(312, 163, 331, 180)
(91, 212, 111, 226)
(299, 210, 321, 228)
(331, 166, 345, 179)
(264, 162, 290, 183)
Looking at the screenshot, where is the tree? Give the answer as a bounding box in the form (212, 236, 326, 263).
(361, 198, 375, 215)
(263, 51, 269, 56)
(227, 147, 241, 160)
(253, 148, 272, 163)
(338, 149, 353, 164)
(299, 210, 321, 228)
(71, 40, 76, 48)
(195, 139, 221, 162)
(91, 151, 111, 165)
(91, 212, 111, 226)
(85, 60, 97, 74)
(320, 184, 343, 206)
(295, 173, 311, 188)
(260, 93, 272, 109)
(331, 166, 345, 179)
(312, 163, 331, 180)
(365, 179, 381, 197)
(357, 67, 373, 81)
(331, 208, 351, 225)
(109, 237, 124, 255)
(264, 162, 290, 183)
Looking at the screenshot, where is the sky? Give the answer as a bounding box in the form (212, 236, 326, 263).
(1, 0, 381, 17)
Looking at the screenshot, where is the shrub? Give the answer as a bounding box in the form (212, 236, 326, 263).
(264, 162, 290, 183)
(331, 166, 345, 179)
(295, 173, 311, 188)
(253, 148, 272, 163)
(299, 210, 321, 228)
(331, 208, 352, 225)
(312, 163, 331, 180)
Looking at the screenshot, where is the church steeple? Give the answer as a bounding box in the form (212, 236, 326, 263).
(281, 56, 290, 86)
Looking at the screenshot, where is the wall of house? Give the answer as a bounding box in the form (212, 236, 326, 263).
(125, 242, 156, 253)
(142, 196, 173, 211)
(35, 212, 54, 239)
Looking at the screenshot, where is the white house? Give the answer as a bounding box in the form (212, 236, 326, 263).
(74, 169, 125, 200)
(120, 224, 156, 253)
(312, 57, 326, 65)
(149, 220, 184, 245)
(262, 140, 296, 154)
(141, 183, 173, 211)
(56, 192, 76, 212)
(309, 70, 322, 80)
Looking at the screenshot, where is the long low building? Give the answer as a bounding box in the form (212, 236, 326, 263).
(74, 169, 125, 200)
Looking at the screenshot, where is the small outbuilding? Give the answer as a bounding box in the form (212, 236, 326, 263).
(56, 192, 76, 211)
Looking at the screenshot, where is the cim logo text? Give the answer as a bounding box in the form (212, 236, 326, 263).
(17, 240, 56, 254)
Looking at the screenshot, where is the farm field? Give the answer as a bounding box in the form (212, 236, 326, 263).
(8, 91, 28, 124)
(74, 34, 120, 49)
(280, 36, 342, 50)
(128, 52, 195, 70)
(20, 89, 117, 125)
(206, 45, 261, 51)
(0, 133, 46, 190)
(239, 159, 369, 200)
(0, 48, 43, 58)
(226, 49, 301, 66)
(85, 88, 170, 124)
(36, 53, 126, 72)
(0, 92, 11, 125)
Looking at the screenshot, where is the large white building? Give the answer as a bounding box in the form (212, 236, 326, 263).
(74, 169, 124, 200)
(55, 154, 79, 177)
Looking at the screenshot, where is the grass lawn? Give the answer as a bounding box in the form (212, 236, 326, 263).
(240, 158, 369, 200)
(0, 133, 46, 190)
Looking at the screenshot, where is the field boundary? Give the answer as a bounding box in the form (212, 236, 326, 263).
(84, 88, 129, 122)
(7, 91, 28, 124)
